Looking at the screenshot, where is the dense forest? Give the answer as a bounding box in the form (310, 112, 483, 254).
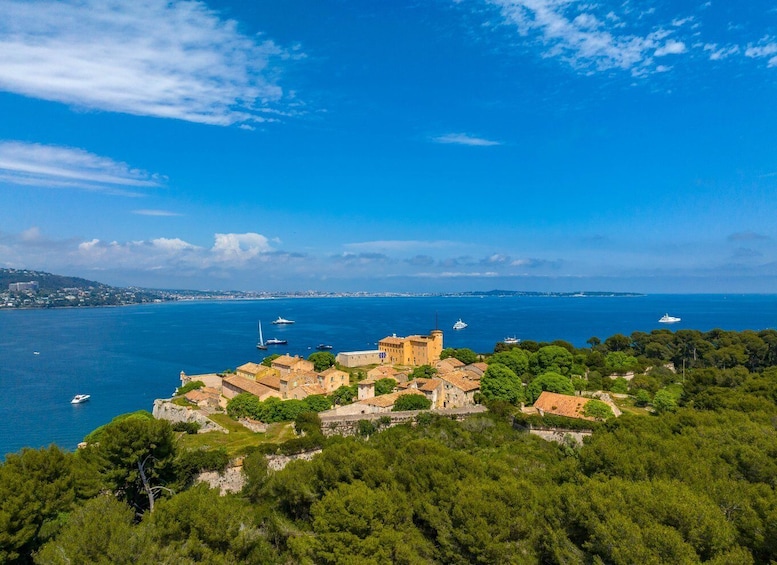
(2, 328, 777, 564)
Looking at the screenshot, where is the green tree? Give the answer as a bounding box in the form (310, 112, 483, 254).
(582, 399, 614, 421)
(530, 345, 574, 376)
(480, 363, 524, 405)
(33, 496, 138, 565)
(0, 446, 99, 563)
(226, 393, 262, 419)
(393, 394, 432, 411)
(440, 347, 478, 364)
(175, 380, 204, 395)
(96, 414, 176, 513)
(652, 388, 678, 413)
(308, 351, 336, 372)
(488, 349, 529, 377)
(410, 365, 438, 379)
(604, 351, 640, 374)
(329, 384, 357, 406)
(303, 394, 332, 413)
(261, 353, 280, 367)
(375, 378, 397, 396)
(527, 372, 574, 404)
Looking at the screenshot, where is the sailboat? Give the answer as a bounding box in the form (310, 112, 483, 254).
(256, 321, 268, 350)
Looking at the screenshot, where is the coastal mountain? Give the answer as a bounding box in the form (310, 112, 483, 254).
(0, 268, 111, 292)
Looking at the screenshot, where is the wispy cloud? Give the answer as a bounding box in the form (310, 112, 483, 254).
(745, 38, 777, 67)
(345, 240, 460, 253)
(0, 141, 163, 195)
(132, 209, 183, 217)
(0, 0, 295, 126)
(431, 133, 501, 146)
(728, 231, 770, 242)
(486, 0, 690, 75)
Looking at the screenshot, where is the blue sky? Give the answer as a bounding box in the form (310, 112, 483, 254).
(1, 0, 776, 293)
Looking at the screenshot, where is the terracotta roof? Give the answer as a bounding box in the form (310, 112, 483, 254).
(379, 336, 404, 345)
(271, 354, 297, 366)
(359, 378, 376, 386)
(419, 378, 442, 392)
(439, 372, 480, 393)
(458, 369, 481, 381)
(320, 367, 345, 376)
(367, 365, 397, 378)
(258, 374, 281, 391)
(533, 391, 594, 420)
(288, 383, 327, 399)
(436, 358, 465, 371)
(467, 362, 488, 373)
(223, 375, 278, 399)
(237, 362, 263, 374)
(185, 389, 218, 403)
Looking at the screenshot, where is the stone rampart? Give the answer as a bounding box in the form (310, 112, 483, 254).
(319, 405, 488, 437)
(152, 399, 227, 434)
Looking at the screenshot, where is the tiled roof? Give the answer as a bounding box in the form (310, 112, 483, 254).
(237, 362, 263, 374)
(439, 372, 480, 393)
(288, 383, 327, 399)
(320, 367, 347, 377)
(223, 375, 278, 399)
(419, 378, 442, 392)
(258, 374, 281, 390)
(379, 337, 404, 345)
(533, 391, 594, 420)
(468, 362, 489, 372)
(271, 354, 297, 367)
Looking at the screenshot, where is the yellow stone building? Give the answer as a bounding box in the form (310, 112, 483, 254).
(378, 330, 443, 366)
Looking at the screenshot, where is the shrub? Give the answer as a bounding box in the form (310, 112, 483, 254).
(171, 421, 201, 434)
(176, 380, 205, 395)
(392, 394, 432, 411)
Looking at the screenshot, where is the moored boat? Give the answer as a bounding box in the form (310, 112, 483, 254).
(266, 338, 288, 345)
(503, 336, 520, 344)
(658, 313, 681, 324)
(71, 394, 90, 404)
(316, 344, 333, 350)
(453, 318, 467, 330)
(272, 316, 295, 325)
(257, 321, 268, 350)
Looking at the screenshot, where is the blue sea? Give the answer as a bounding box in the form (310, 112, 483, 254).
(1, 294, 776, 457)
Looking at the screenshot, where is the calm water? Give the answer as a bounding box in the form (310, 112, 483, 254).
(1, 294, 775, 457)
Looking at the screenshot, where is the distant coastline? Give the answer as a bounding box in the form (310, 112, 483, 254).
(1, 267, 648, 310)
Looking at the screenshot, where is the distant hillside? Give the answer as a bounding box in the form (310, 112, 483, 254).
(0, 268, 110, 292)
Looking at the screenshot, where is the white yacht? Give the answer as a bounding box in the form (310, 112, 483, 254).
(658, 313, 681, 324)
(265, 338, 288, 345)
(272, 316, 295, 325)
(453, 318, 467, 330)
(71, 394, 90, 404)
(503, 336, 520, 345)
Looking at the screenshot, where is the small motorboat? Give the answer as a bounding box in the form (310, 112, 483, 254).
(453, 318, 467, 330)
(503, 336, 520, 345)
(272, 316, 295, 325)
(316, 344, 333, 350)
(265, 338, 288, 345)
(71, 394, 90, 404)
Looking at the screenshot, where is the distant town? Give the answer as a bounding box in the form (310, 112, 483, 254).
(0, 267, 643, 309)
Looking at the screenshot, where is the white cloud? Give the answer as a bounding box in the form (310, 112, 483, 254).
(150, 238, 198, 252)
(431, 133, 501, 146)
(0, 141, 163, 195)
(488, 0, 689, 75)
(745, 41, 777, 59)
(654, 40, 686, 57)
(212, 233, 273, 262)
(132, 209, 183, 217)
(703, 43, 740, 61)
(0, 0, 293, 126)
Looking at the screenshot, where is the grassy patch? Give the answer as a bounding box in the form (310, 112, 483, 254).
(176, 414, 297, 458)
(611, 396, 651, 416)
(171, 397, 198, 409)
